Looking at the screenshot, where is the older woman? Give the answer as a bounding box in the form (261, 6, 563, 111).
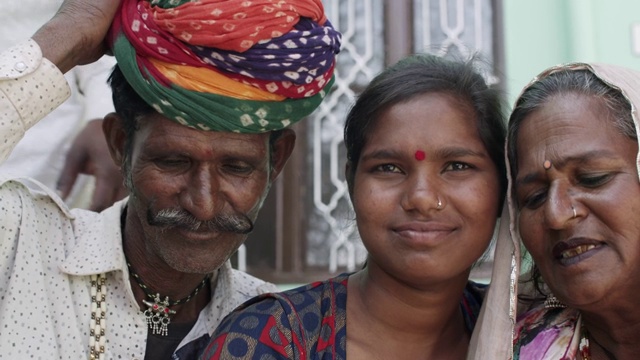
(507, 63, 640, 359)
(199, 54, 508, 359)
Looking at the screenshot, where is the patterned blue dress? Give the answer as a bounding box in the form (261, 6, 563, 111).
(200, 273, 486, 360)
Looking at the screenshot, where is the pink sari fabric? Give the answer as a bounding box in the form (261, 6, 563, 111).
(514, 306, 582, 360)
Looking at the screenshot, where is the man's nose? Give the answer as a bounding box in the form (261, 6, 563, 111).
(179, 167, 221, 221)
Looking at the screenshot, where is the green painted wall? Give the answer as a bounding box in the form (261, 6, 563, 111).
(503, 0, 640, 105)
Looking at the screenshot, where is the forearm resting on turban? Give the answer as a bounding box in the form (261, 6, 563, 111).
(32, 0, 123, 73)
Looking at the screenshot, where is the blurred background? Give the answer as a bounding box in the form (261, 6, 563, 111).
(225, 0, 640, 286)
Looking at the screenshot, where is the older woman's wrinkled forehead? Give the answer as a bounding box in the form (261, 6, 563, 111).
(507, 64, 638, 180)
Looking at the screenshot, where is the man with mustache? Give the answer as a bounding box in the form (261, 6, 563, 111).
(0, 0, 341, 359)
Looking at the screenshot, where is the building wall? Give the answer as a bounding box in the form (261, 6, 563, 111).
(504, 0, 640, 105)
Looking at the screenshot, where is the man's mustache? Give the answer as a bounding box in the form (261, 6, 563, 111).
(147, 208, 254, 234)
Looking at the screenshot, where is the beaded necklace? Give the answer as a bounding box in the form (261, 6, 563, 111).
(89, 273, 107, 360)
(126, 261, 210, 336)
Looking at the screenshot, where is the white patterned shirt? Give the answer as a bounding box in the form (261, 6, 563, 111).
(0, 40, 277, 359)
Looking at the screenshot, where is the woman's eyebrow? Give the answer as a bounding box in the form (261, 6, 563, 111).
(434, 146, 486, 159)
(515, 149, 621, 187)
(359, 149, 404, 161)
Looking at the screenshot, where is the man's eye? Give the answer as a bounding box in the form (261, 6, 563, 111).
(224, 163, 254, 174)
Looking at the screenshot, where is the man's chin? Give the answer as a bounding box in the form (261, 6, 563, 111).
(148, 227, 246, 274)
(158, 242, 238, 274)
(165, 258, 228, 275)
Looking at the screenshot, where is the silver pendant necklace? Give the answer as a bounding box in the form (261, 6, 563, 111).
(127, 262, 210, 336)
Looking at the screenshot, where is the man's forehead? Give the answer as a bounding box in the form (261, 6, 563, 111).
(136, 116, 268, 152)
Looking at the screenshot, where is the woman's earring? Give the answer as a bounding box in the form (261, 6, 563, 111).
(544, 294, 566, 309)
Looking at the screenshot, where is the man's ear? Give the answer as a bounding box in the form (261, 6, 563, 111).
(102, 112, 127, 166)
(269, 129, 296, 181)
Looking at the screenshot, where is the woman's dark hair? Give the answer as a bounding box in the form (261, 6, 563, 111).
(508, 68, 637, 302)
(343, 54, 507, 202)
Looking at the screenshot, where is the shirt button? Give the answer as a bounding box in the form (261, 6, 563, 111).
(14, 62, 27, 72)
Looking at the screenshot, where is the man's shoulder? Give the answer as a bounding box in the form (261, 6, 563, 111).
(201, 264, 278, 331)
(0, 177, 72, 213)
(0, 176, 125, 235)
(223, 266, 278, 295)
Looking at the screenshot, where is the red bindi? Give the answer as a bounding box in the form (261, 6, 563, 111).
(414, 150, 426, 161)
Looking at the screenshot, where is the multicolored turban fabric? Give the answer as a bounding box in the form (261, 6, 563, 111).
(109, 0, 341, 133)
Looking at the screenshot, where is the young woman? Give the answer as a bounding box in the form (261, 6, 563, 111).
(200, 54, 507, 359)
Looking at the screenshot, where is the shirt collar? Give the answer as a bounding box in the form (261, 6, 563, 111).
(59, 198, 129, 275)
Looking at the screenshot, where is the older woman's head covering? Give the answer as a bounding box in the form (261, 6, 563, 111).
(109, 0, 341, 133)
(467, 63, 640, 360)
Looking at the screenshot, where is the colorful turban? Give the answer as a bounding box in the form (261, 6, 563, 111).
(109, 0, 341, 133)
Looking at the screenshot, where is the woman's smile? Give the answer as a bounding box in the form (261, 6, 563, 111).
(392, 221, 457, 247)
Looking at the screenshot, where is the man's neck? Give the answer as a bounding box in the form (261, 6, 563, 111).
(121, 206, 214, 323)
